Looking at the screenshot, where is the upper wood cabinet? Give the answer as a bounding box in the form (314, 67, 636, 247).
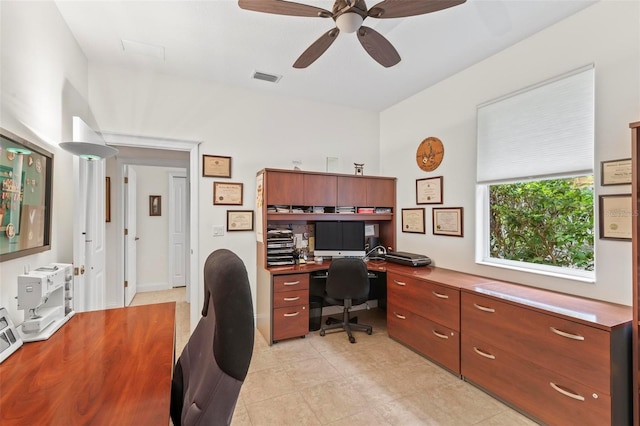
(366, 177, 395, 207)
(337, 176, 367, 206)
(337, 176, 395, 207)
(303, 174, 337, 206)
(266, 171, 303, 205)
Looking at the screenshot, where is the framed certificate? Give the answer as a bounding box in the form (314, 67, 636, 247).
(401, 208, 425, 234)
(416, 176, 443, 204)
(601, 158, 632, 186)
(433, 207, 463, 237)
(227, 210, 254, 231)
(599, 194, 631, 240)
(213, 182, 243, 205)
(203, 155, 232, 178)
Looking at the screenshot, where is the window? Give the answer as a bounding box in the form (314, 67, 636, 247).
(476, 66, 595, 280)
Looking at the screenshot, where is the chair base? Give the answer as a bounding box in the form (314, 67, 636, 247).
(319, 307, 372, 343)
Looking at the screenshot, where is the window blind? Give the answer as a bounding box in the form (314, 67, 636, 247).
(477, 65, 594, 184)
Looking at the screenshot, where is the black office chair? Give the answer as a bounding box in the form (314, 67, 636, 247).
(319, 258, 373, 343)
(170, 249, 254, 426)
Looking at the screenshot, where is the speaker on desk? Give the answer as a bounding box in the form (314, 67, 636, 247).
(366, 236, 380, 252)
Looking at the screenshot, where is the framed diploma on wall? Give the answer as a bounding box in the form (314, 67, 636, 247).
(401, 208, 425, 234)
(213, 182, 243, 205)
(599, 194, 631, 240)
(416, 176, 443, 204)
(432, 207, 463, 237)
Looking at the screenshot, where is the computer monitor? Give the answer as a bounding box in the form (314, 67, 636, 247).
(314, 221, 366, 258)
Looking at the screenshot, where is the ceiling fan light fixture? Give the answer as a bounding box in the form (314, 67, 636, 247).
(335, 12, 363, 33)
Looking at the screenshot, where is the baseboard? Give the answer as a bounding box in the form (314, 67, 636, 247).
(137, 282, 171, 293)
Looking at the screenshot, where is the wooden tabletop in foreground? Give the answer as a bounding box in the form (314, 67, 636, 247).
(0, 302, 176, 425)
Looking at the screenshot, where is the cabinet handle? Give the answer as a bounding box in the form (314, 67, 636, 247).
(393, 312, 406, 320)
(473, 347, 496, 360)
(432, 330, 449, 339)
(392, 279, 406, 286)
(473, 303, 495, 313)
(550, 382, 585, 401)
(283, 312, 300, 317)
(283, 280, 300, 286)
(432, 291, 449, 299)
(549, 327, 584, 341)
(283, 296, 300, 302)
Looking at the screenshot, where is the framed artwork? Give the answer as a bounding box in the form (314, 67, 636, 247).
(1, 127, 53, 262)
(433, 207, 463, 237)
(213, 182, 243, 205)
(401, 208, 425, 234)
(203, 155, 231, 178)
(149, 195, 161, 216)
(599, 194, 631, 240)
(227, 210, 254, 231)
(601, 158, 632, 186)
(416, 176, 443, 204)
(105, 177, 111, 222)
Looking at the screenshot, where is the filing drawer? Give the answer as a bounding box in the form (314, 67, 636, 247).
(387, 272, 459, 330)
(273, 274, 309, 293)
(273, 305, 309, 342)
(273, 288, 308, 309)
(387, 302, 459, 373)
(461, 333, 612, 426)
(461, 292, 610, 393)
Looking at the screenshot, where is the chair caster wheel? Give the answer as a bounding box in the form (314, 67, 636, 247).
(319, 330, 325, 336)
(349, 336, 356, 344)
(325, 319, 331, 325)
(367, 329, 372, 335)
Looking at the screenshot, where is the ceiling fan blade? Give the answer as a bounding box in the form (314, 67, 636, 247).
(293, 28, 340, 69)
(357, 26, 400, 67)
(238, 0, 332, 18)
(368, 0, 466, 19)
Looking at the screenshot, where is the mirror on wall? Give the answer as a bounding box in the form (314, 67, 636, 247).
(0, 128, 53, 262)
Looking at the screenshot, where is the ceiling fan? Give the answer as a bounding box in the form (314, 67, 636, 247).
(238, 0, 466, 68)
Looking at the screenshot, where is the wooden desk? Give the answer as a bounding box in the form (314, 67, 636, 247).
(0, 302, 176, 425)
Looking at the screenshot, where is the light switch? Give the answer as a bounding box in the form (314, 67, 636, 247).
(213, 225, 224, 237)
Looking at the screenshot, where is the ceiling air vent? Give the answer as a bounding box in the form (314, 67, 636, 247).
(252, 71, 282, 84)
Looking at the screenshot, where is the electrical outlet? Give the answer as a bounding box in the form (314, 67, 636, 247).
(213, 225, 224, 237)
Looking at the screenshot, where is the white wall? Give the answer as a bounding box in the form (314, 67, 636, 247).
(381, 1, 640, 305)
(88, 65, 381, 314)
(0, 1, 89, 322)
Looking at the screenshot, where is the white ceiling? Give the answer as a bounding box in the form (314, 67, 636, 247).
(54, 0, 596, 112)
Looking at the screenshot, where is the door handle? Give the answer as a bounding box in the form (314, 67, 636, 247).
(135, 237, 140, 241)
(80, 266, 85, 275)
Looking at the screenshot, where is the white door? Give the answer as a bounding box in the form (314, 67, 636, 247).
(124, 166, 138, 306)
(169, 173, 187, 287)
(72, 118, 106, 312)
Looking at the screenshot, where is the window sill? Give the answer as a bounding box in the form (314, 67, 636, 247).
(476, 259, 595, 284)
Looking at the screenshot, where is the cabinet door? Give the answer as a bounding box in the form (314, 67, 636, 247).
(266, 171, 303, 205)
(366, 178, 395, 207)
(337, 176, 367, 206)
(304, 174, 337, 206)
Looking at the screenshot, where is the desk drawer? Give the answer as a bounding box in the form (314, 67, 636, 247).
(273, 289, 309, 309)
(387, 302, 459, 373)
(461, 333, 612, 425)
(387, 272, 459, 330)
(273, 274, 309, 293)
(461, 292, 610, 393)
(273, 305, 309, 342)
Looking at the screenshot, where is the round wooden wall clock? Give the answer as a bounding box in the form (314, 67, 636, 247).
(416, 137, 444, 172)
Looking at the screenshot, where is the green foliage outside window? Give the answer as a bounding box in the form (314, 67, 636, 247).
(489, 177, 594, 271)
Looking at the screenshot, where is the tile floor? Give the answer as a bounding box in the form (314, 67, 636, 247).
(131, 289, 539, 426)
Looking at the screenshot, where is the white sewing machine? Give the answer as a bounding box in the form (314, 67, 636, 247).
(16, 263, 75, 342)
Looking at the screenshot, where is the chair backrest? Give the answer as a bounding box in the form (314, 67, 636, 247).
(170, 249, 254, 426)
(325, 258, 370, 301)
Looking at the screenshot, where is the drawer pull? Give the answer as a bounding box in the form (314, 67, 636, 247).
(283, 296, 300, 302)
(392, 279, 406, 286)
(432, 291, 449, 299)
(550, 327, 584, 341)
(550, 382, 585, 401)
(432, 330, 449, 339)
(393, 312, 406, 320)
(283, 312, 300, 317)
(473, 347, 496, 360)
(283, 280, 300, 286)
(473, 303, 495, 313)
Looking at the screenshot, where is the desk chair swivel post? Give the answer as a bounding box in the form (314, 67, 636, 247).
(319, 258, 373, 343)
